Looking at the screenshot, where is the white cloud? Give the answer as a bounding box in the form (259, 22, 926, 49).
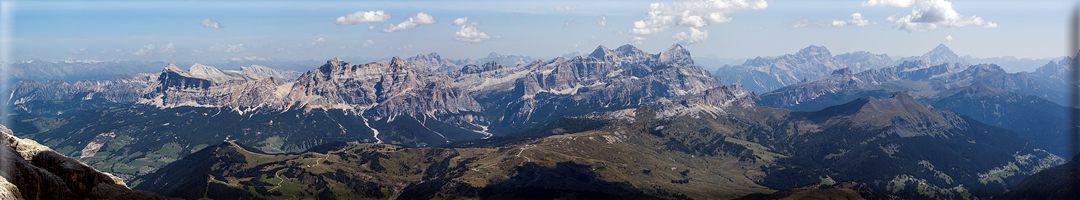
(131, 43, 175, 56)
(792, 17, 811, 28)
(384, 12, 437, 32)
(831, 13, 876, 27)
(672, 27, 708, 44)
(334, 10, 392, 25)
(556, 6, 578, 12)
(862, 0, 913, 7)
(368, 25, 377, 30)
(630, 0, 768, 37)
(630, 36, 646, 44)
(865, 0, 996, 32)
(453, 17, 468, 26)
(312, 37, 325, 45)
(454, 22, 492, 43)
(201, 18, 223, 29)
(362, 40, 374, 48)
(161, 43, 175, 54)
(596, 15, 607, 27)
(209, 43, 245, 53)
(564, 20, 578, 28)
(946, 35, 953, 41)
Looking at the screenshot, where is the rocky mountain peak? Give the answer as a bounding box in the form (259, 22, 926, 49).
(406, 53, 444, 69)
(614, 44, 644, 55)
(389, 56, 408, 67)
(325, 58, 347, 69)
(797, 45, 832, 58)
(163, 62, 182, 72)
(420, 52, 441, 59)
(156, 63, 214, 90)
(589, 45, 614, 58)
(659, 44, 693, 66)
(929, 43, 952, 55)
(458, 61, 507, 74)
(187, 63, 247, 83)
(481, 61, 504, 69)
(915, 43, 969, 66)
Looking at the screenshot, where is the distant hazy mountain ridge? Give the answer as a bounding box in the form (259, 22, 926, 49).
(715, 45, 894, 94)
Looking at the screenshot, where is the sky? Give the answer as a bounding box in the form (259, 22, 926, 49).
(1, 0, 1075, 64)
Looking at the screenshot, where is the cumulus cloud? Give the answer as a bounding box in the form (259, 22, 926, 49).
(596, 15, 607, 27)
(362, 40, 374, 48)
(946, 35, 953, 41)
(792, 17, 812, 28)
(862, 0, 913, 7)
(630, 0, 767, 36)
(865, 0, 996, 32)
(334, 10, 392, 25)
(453, 17, 468, 26)
(312, 38, 325, 45)
(209, 43, 245, 53)
(831, 13, 876, 27)
(672, 27, 708, 44)
(131, 43, 175, 56)
(556, 6, 578, 11)
(630, 36, 647, 44)
(454, 22, 492, 43)
(201, 18, 223, 29)
(383, 12, 437, 32)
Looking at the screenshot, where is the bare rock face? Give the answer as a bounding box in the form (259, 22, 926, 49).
(406, 52, 455, 70)
(144, 63, 291, 109)
(139, 57, 483, 119)
(654, 84, 757, 119)
(241, 65, 303, 81)
(7, 62, 302, 115)
(13, 43, 735, 145)
(0, 124, 176, 200)
(448, 44, 723, 131)
(289, 57, 481, 120)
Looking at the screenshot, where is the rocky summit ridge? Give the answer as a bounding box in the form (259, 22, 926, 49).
(7, 44, 741, 149)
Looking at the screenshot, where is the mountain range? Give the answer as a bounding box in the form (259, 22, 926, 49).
(131, 91, 1061, 199)
(756, 58, 1071, 156)
(2, 43, 1076, 199)
(713, 45, 894, 94)
(715, 44, 979, 95)
(4, 44, 737, 182)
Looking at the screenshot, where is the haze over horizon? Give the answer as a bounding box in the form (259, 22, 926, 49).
(1, 0, 1072, 63)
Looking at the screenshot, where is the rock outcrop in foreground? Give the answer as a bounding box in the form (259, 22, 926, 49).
(0, 125, 175, 200)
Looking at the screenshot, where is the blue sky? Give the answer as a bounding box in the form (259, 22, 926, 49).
(2, 0, 1074, 63)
